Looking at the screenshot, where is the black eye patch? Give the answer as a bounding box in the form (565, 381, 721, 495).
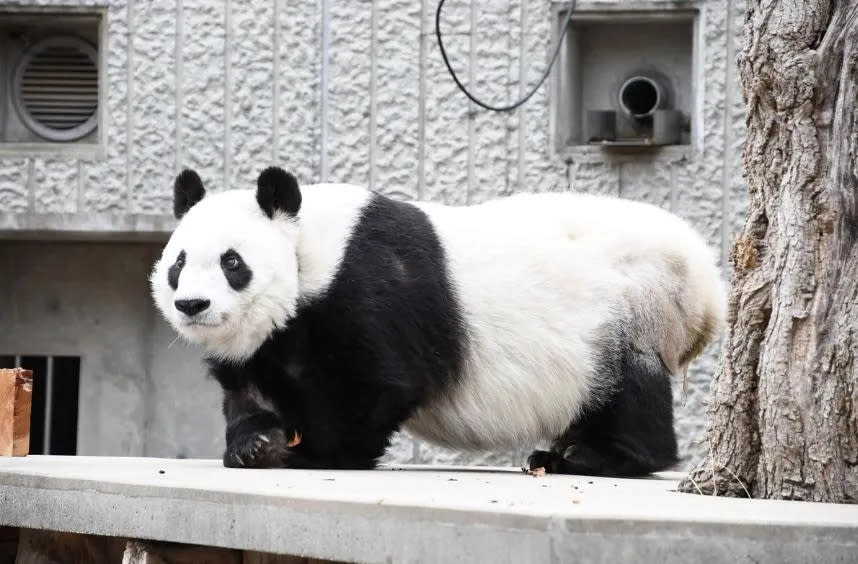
(221, 249, 252, 291)
(167, 250, 186, 290)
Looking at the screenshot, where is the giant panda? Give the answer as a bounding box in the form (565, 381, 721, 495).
(150, 166, 726, 477)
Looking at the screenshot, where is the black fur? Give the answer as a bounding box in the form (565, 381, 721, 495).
(207, 193, 467, 470)
(220, 249, 252, 291)
(256, 166, 301, 219)
(174, 169, 206, 219)
(528, 343, 678, 477)
(167, 250, 186, 290)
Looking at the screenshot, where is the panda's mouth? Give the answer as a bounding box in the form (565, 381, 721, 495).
(182, 319, 222, 328)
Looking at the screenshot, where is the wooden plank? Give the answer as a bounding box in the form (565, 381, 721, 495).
(243, 552, 340, 564)
(0, 369, 32, 457)
(0, 371, 11, 456)
(122, 543, 341, 564)
(15, 529, 125, 564)
(12, 371, 32, 457)
(242, 552, 308, 564)
(123, 541, 242, 564)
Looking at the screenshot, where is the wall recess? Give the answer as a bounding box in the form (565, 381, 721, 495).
(552, 6, 698, 155)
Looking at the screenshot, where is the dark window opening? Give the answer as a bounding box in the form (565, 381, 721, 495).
(0, 355, 80, 455)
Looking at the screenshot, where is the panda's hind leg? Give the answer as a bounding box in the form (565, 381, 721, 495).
(528, 347, 679, 478)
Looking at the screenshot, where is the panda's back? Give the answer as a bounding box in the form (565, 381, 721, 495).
(296, 187, 724, 451)
(405, 192, 724, 450)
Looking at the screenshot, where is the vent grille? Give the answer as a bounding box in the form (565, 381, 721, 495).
(12, 36, 98, 142)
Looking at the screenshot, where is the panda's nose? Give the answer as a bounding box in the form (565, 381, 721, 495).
(174, 298, 210, 317)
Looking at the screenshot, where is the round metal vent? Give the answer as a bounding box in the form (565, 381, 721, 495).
(12, 36, 98, 142)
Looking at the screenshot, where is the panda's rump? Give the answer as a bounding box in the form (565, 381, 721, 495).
(404, 192, 723, 451)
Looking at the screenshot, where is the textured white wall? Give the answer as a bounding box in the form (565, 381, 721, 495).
(0, 0, 747, 467)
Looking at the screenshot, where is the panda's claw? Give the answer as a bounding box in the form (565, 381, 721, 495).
(224, 428, 291, 469)
(526, 449, 559, 473)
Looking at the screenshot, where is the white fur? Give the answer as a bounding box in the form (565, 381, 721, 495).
(403, 193, 726, 450)
(293, 184, 372, 299)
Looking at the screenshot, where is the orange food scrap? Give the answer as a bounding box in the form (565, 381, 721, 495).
(286, 431, 302, 447)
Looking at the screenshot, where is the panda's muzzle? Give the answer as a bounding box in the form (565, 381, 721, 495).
(174, 298, 211, 317)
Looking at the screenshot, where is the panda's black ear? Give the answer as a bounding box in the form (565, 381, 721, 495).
(256, 166, 302, 219)
(173, 169, 206, 219)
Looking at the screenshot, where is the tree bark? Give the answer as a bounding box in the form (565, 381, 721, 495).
(679, 0, 858, 503)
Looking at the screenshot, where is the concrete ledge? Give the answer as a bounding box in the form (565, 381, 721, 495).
(0, 213, 174, 242)
(0, 456, 856, 563)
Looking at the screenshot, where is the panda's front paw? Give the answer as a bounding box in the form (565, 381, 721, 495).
(526, 449, 561, 473)
(224, 428, 290, 468)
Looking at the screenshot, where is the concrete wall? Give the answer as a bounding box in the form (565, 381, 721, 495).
(0, 241, 226, 459)
(0, 0, 748, 467)
(0, 242, 153, 456)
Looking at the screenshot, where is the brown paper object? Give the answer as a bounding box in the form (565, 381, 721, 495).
(0, 368, 33, 457)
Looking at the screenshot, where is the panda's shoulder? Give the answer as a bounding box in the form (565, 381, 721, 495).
(299, 185, 433, 242)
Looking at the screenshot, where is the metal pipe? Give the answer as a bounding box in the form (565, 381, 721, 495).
(44, 356, 53, 454)
(618, 75, 665, 119)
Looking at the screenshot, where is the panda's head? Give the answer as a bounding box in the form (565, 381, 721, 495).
(150, 166, 302, 361)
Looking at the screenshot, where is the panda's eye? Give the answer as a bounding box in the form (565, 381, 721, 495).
(223, 256, 241, 271)
(167, 250, 187, 290)
(220, 249, 251, 289)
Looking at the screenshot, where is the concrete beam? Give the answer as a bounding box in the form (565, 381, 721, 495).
(0, 456, 856, 564)
(0, 213, 174, 242)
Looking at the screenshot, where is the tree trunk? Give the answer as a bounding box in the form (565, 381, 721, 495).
(679, 0, 858, 503)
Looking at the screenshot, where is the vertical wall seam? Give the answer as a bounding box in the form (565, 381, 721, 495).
(0, 36, 6, 140)
(77, 161, 83, 212)
(504, 0, 515, 196)
(224, 0, 232, 187)
(417, 0, 427, 200)
(566, 160, 573, 192)
(369, 0, 378, 191)
(466, 1, 476, 204)
(721, 0, 735, 268)
(126, 1, 133, 210)
(175, 0, 184, 171)
(319, 0, 331, 182)
(692, 9, 707, 153)
(273, 0, 280, 166)
(26, 159, 35, 211)
(669, 162, 678, 213)
(410, 434, 420, 464)
(516, 0, 526, 192)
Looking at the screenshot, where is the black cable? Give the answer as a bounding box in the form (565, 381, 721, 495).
(435, 0, 577, 113)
